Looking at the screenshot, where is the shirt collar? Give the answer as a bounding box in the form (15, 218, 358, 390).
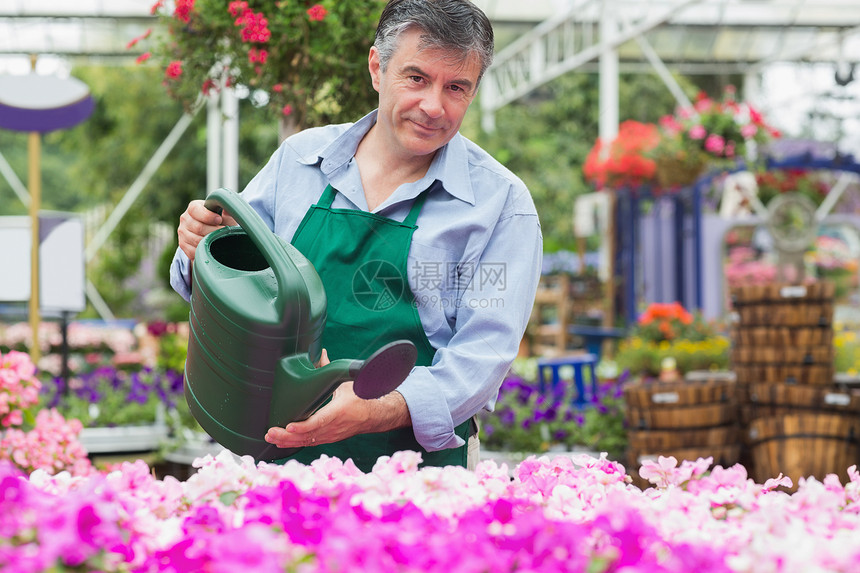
(298, 110, 475, 206)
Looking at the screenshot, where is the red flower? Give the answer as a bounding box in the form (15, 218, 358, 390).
(150, 0, 164, 15)
(201, 78, 217, 95)
(583, 120, 659, 189)
(174, 0, 195, 23)
(307, 4, 328, 21)
(237, 10, 271, 43)
(228, 1, 248, 17)
(282, 104, 293, 116)
(135, 52, 151, 65)
(126, 28, 152, 50)
(165, 61, 183, 79)
(248, 48, 268, 64)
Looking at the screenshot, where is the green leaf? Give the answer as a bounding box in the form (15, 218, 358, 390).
(219, 490, 240, 506)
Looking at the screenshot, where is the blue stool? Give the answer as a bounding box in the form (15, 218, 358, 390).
(536, 353, 598, 407)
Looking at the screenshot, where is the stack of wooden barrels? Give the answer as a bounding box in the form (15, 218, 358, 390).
(624, 371, 741, 485)
(730, 282, 860, 487)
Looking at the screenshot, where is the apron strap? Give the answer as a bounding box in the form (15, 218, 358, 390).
(318, 184, 338, 208)
(402, 191, 428, 227)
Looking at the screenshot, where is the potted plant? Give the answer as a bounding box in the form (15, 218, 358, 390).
(615, 302, 730, 378)
(583, 119, 660, 190)
(652, 86, 781, 189)
(754, 168, 831, 207)
(139, 0, 385, 139)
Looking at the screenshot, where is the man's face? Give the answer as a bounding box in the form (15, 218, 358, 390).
(369, 28, 481, 160)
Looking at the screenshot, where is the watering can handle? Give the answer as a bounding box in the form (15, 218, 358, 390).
(203, 188, 301, 323)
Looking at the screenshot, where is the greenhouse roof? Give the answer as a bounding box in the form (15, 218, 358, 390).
(2, 0, 860, 149)
(1, 0, 859, 67)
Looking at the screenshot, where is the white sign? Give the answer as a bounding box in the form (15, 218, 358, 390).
(0, 213, 85, 312)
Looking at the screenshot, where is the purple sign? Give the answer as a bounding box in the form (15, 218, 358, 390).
(0, 74, 94, 133)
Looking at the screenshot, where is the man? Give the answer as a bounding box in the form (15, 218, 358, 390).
(170, 0, 542, 472)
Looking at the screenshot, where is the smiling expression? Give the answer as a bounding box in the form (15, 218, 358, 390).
(369, 28, 481, 161)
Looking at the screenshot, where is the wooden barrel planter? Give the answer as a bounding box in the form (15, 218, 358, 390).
(747, 413, 860, 488)
(730, 282, 835, 306)
(731, 325, 833, 348)
(733, 364, 836, 386)
(624, 378, 738, 431)
(746, 383, 860, 419)
(623, 378, 741, 482)
(730, 282, 836, 387)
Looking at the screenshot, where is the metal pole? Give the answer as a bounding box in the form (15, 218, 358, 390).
(27, 54, 41, 363)
(599, 0, 619, 147)
(207, 93, 221, 193)
(222, 87, 239, 192)
(28, 130, 41, 363)
(673, 193, 685, 306)
(85, 108, 199, 263)
(0, 150, 30, 207)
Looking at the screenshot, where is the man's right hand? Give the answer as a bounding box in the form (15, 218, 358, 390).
(177, 199, 237, 262)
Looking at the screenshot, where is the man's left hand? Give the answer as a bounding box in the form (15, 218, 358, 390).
(264, 377, 412, 448)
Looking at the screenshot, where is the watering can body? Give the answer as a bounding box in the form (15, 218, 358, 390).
(184, 189, 328, 461)
(184, 188, 417, 462)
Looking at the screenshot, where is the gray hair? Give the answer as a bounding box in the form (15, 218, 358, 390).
(374, 0, 494, 84)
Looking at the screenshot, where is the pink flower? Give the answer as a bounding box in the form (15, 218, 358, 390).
(272, 83, 283, 93)
(150, 0, 165, 15)
(659, 115, 682, 133)
(282, 104, 293, 116)
(740, 123, 759, 139)
(307, 4, 328, 21)
(704, 133, 725, 154)
(165, 60, 183, 79)
(0, 408, 92, 476)
(763, 473, 793, 492)
(638, 455, 679, 487)
(688, 124, 706, 140)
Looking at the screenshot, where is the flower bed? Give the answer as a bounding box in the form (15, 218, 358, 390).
(5, 450, 860, 571)
(0, 324, 201, 475)
(0, 350, 93, 476)
(478, 358, 627, 459)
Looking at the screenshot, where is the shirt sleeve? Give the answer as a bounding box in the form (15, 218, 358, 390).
(169, 247, 193, 302)
(397, 210, 543, 451)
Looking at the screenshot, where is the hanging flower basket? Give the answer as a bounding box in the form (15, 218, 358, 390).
(655, 153, 706, 189)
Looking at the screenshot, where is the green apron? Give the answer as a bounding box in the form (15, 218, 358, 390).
(282, 184, 470, 472)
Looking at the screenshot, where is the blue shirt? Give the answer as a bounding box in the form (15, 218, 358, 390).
(170, 110, 543, 451)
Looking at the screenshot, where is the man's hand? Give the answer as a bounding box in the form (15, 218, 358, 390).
(264, 348, 412, 448)
(177, 199, 237, 262)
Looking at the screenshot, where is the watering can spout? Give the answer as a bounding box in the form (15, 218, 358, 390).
(269, 340, 418, 429)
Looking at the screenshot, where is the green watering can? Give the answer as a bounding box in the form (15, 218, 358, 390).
(184, 188, 417, 462)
